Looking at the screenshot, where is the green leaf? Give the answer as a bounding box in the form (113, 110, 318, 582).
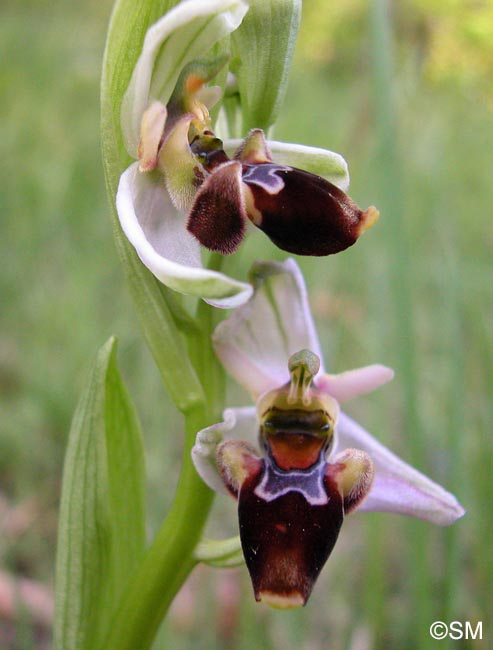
(101, 0, 206, 412)
(54, 337, 146, 650)
(194, 536, 244, 567)
(231, 0, 301, 132)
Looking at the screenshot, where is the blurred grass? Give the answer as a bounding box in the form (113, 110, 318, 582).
(1, 0, 492, 648)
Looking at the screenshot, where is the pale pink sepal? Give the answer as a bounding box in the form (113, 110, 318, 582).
(336, 413, 465, 526)
(192, 407, 257, 495)
(317, 365, 394, 403)
(213, 258, 324, 398)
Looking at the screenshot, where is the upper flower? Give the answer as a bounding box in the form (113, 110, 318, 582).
(115, 0, 378, 308)
(192, 259, 465, 607)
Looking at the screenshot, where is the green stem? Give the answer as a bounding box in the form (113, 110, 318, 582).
(101, 292, 225, 650)
(101, 404, 214, 650)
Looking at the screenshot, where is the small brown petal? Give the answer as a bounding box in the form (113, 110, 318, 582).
(233, 129, 273, 164)
(216, 440, 263, 497)
(137, 101, 168, 172)
(326, 449, 375, 513)
(187, 161, 247, 254)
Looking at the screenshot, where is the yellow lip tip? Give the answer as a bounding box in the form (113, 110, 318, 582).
(359, 205, 380, 233)
(258, 591, 305, 610)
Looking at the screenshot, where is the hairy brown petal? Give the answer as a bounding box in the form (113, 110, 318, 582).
(326, 449, 375, 514)
(233, 128, 273, 164)
(216, 440, 263, 498)
(187, 161, 247, 254)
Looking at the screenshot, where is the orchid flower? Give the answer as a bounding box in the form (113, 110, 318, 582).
(115, 0, 379, 308)
(192, 259, 465, 608)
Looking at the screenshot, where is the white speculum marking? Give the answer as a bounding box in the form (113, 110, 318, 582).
(254, 456, 329, 506)
(242, 164, 289, 195)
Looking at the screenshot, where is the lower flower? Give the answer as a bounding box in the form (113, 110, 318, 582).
(215, 350, 374, 607)
(192, 259, 465, 607)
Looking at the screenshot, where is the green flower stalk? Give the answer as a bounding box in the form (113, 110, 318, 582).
(89, 0, 318, 650)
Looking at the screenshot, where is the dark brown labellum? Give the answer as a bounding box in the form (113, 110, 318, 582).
(238, 464, 344, 607)
(242, 163, 369, 256)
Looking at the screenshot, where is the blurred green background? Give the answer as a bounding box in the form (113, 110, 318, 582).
(1, 0, 492, 648)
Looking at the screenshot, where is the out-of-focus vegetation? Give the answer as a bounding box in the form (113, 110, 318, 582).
(1, 0, 491, 648)
(300, 0, 493, 90)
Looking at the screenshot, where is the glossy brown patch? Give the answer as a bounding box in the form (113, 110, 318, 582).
(242, 164, 368, 256)
(238, 471, 344, 605)
(187, 161, 247, 254)
(261, 407, 330, 432)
